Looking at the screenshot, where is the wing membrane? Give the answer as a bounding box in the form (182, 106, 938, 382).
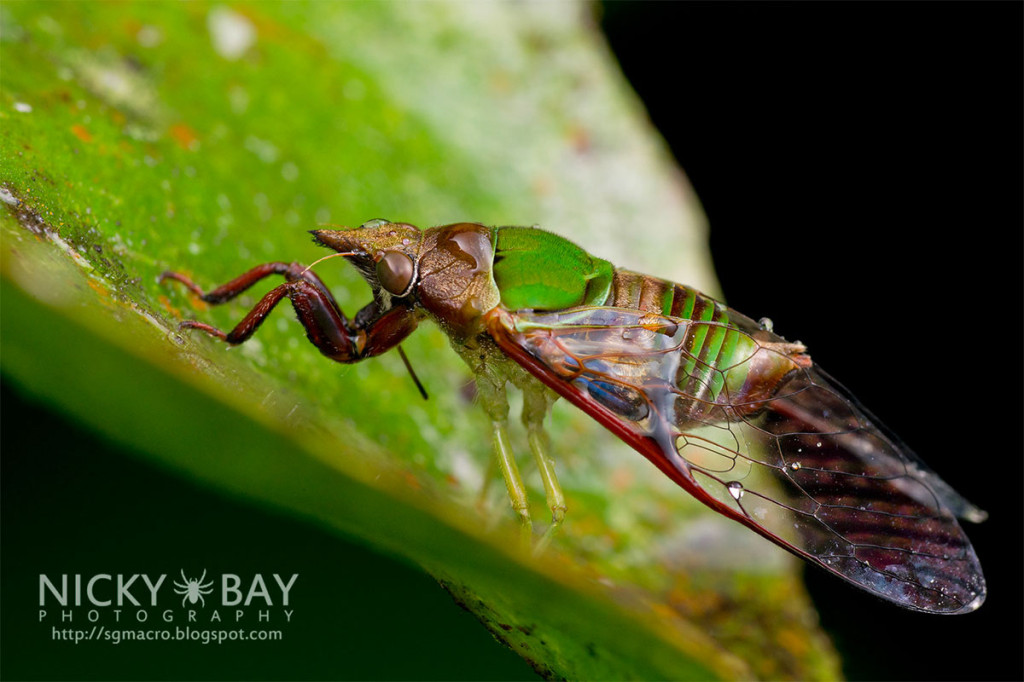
(486, 306, 986, 614)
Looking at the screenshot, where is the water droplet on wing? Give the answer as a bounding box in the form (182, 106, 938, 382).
(727, 481, 745, 500)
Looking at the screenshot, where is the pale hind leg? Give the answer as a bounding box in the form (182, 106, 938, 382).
(522, 384, 567, 549)
(462, 343, 567, 547)
(473, 370, 533, 544)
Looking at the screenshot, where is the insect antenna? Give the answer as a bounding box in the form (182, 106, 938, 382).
(397, 345, 429, 400)
(300, 251, 358, 276)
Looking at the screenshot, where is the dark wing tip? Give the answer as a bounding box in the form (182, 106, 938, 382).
(957, 591, 987, 614)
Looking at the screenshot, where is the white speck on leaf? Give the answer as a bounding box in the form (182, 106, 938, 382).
(244, 136, 278, 164)
(281, 162, 300, 182)
(208, 7, 256, 60)
(0, 187, 20, 206)
(137, 25, 163, 48)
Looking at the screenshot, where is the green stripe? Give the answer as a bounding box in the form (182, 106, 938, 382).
(700, 320, 728, 400)
(660, 285, 675, 316)
(723, 332, 759, 400)
(681, 298, 717, 381)
(673, 286, 696, 320)
(708, 327, 742, 401)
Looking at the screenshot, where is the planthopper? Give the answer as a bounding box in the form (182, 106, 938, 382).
(161, 220, 986, 615)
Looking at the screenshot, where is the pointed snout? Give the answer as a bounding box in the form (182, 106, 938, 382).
(309, 228, 363, 254)
(310, 221, 424, 256)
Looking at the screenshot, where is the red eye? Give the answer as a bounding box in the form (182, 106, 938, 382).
(375, 250, 416, 296)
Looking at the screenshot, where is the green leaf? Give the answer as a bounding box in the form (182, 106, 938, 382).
(1, 2, 840, 679)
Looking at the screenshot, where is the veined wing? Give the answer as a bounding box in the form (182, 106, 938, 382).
(485, 305, 986, 614)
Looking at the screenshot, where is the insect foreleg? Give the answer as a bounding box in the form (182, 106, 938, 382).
(160, 262, 339, 306)
(162, 265, 420, 363)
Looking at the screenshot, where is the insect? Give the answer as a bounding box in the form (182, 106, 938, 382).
(161, 220, 986, 614)
(174, 569, 215, 607)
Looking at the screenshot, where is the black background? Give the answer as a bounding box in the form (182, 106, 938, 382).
(602, 2, 1021, 681)
(3, 3, 1021, 681)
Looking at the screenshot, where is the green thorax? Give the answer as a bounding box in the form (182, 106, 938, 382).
(491, 227, 614, 311)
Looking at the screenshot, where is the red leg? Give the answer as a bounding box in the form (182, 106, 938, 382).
(163, 265, 421, 363)
(159, 262, 340, 308)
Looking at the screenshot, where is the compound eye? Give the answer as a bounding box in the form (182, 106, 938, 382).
(375, 250, 416, 296)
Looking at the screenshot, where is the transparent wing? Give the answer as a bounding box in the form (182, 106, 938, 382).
(486, 306, 986, 614)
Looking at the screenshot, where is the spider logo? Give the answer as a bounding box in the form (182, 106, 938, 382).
(173, 569, 215, 607)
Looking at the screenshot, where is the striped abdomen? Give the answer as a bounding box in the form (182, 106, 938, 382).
(605, 270, 811, 420)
